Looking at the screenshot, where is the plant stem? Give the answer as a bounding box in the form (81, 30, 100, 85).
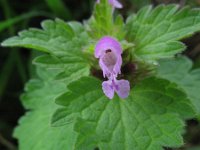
(0, 133, 17, 150)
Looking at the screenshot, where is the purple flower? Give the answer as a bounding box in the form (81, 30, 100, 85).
(96, 0, 123, 9)
(95, 36, 130, 99)
(95, 36, 122, 79)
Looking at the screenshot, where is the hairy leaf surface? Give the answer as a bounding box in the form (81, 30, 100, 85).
(53, 76, 195, 150)
(2, 20, 91, 80)
(157, 56, 200, 118)
(125, 5, 200, 62)
(86, 0, 124, 40)
(14, 68, 77, 150)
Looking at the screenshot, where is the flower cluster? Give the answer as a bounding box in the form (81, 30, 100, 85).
(95, 36, 130, 99)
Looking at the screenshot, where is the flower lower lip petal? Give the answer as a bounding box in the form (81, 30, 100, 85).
(115, 79, 130, 99)
(102, 80, 114, 99)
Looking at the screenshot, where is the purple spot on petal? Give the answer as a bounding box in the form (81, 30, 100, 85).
(105, 49, 112, 53)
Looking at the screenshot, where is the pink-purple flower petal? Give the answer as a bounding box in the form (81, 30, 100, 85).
(102, 80, 115, 99)
(95, 36, 122, 78)
(95, 36, 122, 58)
(109, 0, 123, 8)
(115, 79, 130, 99)
(96, 0, 123, 9)
(95, 36, 130, 99)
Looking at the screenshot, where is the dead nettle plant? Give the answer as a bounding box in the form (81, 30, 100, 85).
(2, 0, 200, 150)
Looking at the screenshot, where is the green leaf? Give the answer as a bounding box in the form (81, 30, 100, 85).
(1, 19, 89, 56)
(157, 56, 200, 118)
(15, 109, 76, 150)
(86, 0, 125, 40)
(2, 19, 91, 80)
(125, 5, 200, 62)
(33, 53, 90, 81)
(52, 76, 195, 150)
(14, 68, 78, 150)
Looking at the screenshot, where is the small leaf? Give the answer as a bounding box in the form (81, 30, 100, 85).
(33, 54, 90, 81)
(33, 55, 62, 69)
(86, 0, 125, 40)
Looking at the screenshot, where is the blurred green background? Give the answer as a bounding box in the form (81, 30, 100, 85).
(0, 0, 200, 150)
